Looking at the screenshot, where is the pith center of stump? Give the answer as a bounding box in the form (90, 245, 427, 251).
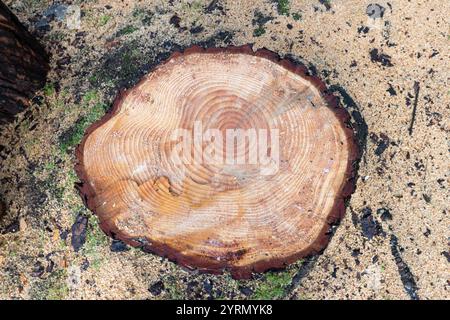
(76, 46, 358, 278)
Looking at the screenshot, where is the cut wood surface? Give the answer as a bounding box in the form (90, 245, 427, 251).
(0, 1, 49, 124)
(76, 46, 359, 278)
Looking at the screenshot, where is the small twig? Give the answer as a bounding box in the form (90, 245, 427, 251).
(205, 0, 220, 13)
(287, 256, 318, 295)
(408, 81, 420, 136)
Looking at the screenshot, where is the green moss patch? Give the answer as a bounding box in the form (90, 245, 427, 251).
(29, 270, 69, 300)
(59, 91, 108, 154)
(277, 0, 290, 16)
(252, 271, 293, 300)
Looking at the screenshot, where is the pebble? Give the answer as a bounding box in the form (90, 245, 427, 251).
(148, 280, 164, 296)
(110, 239, 130, 252)
(43, 4, 68, 22)
(377, 208, 392, 221)
(71, 213, 88, 252)
(239, 286, 253, 296)
(366, 4, 385, 19)
(31, 261, 45, 277)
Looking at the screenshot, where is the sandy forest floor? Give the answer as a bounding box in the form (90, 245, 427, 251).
(0, 0, 448, 300)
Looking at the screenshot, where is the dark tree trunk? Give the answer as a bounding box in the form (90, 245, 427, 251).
(0, 1, 49, 124)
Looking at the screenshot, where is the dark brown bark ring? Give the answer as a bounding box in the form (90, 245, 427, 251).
(75, 45, 359, 278)
(0, 1, 49, 123)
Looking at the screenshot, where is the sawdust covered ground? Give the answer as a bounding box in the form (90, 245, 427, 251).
(0, 0, 448, 300)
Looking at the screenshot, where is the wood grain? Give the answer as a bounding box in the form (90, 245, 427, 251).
(76, 46, 359, 278)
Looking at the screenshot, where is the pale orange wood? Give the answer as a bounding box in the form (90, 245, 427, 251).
(76, 46, 359, 278)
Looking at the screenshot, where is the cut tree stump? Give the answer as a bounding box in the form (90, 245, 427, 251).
(0, 1, 49, 124)
(76, 46, 359, 278)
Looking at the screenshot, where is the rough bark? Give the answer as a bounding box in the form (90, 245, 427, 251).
(0, 1, 49, 124)
(75, 45, 360, 278)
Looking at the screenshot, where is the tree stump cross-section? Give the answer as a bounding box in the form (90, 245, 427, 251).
(76, 45, 359, 278)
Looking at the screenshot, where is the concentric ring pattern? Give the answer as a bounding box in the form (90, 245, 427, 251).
(76, 46, 358, 278)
